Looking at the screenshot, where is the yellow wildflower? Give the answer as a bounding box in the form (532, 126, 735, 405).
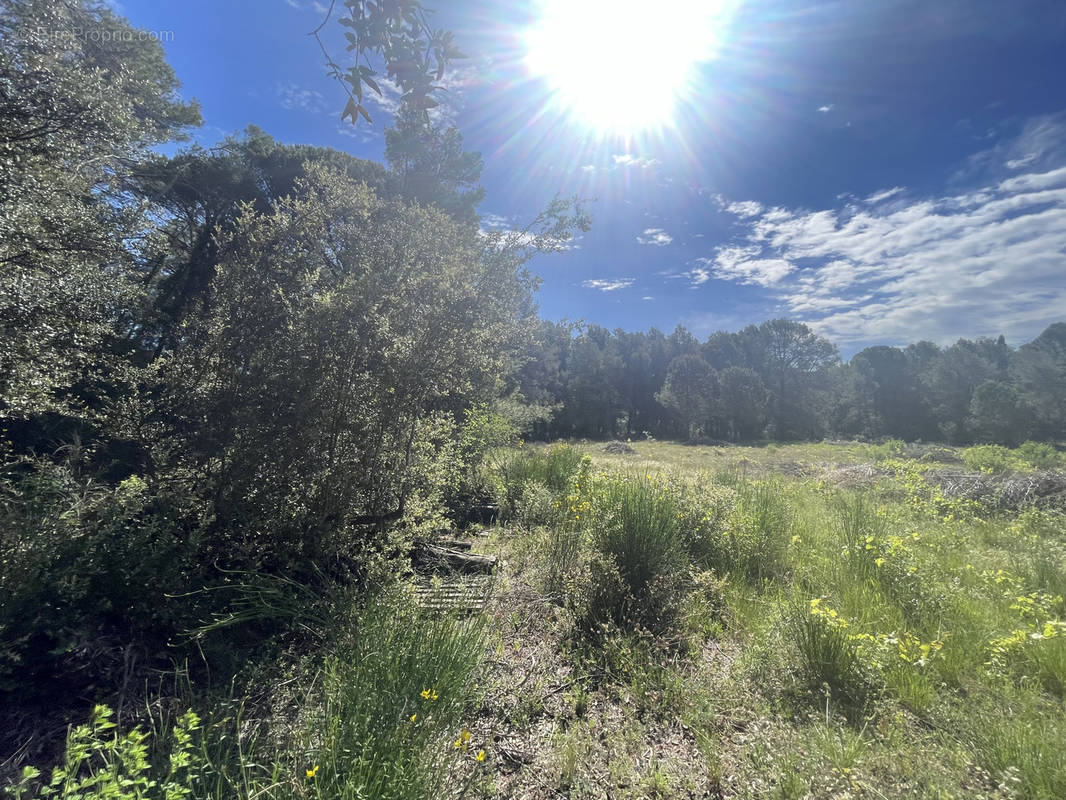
(475, 750, 486, 762)
(409, 713, 417, 723)
(306, 765, 319, 779)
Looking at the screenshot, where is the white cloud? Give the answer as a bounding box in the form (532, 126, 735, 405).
(708, 130, 1066, 346)
(277, 83, 328, 114)
(636, 227, 673, 246)
(698, 248, 794, 287)
(726, 200, 763, 218)
(956, 112, 1066, 184)
(818, 104, 834, 113)
(361, 74, 404, 116)
(582, 278, 635, 292)
(612, 154, 661, 169)
(336, 124, 379, 143)
(642, 296, 655, 301)
(865, 186, 904, 204)
(480, 213, 512, 230)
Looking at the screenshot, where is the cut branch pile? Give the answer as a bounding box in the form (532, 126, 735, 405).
(929, 470, 1066, 511)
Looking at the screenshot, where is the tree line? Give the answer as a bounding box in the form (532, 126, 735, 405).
(512, 319, 1066, 445)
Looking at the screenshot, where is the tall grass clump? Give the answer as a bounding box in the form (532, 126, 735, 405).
(307, 591, 488, 799)
(969, 710, 1066, 799)
(786, 598, 866, 704)
(496, 443, 582, 517)
(9, 590, 488, 800)
(578, 474, 687, 633)
(707, 479, 792, 581)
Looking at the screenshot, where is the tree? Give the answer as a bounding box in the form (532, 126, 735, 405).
(919, 338, 1006, 443)
(155, 165, 556, 569)
(850, 345, 928, 439)
(0, 0, 199, 419)
(737, 319, 839, 439)
(656, 355, 717, 440)
(126, 127, 391, 354)
(1012, 323, 1066, 441)
(385, 108, 485, 224)
(715, 367, 768, 441)
(969, 380, 1028, 445)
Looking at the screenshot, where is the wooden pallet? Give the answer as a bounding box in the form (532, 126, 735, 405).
(415, 575, 493, 612)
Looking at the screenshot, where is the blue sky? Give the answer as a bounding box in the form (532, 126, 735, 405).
(115, 0, 1066, 356)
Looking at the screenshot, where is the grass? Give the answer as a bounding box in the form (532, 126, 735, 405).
(476, 438, 1066, 799)
(9, 590, 488, 800)
(15, 438, 1066, 799)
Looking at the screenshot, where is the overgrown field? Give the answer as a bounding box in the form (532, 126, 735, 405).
(11, 440, 1066, 799)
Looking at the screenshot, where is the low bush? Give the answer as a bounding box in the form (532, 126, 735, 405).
(496, 443, 582, 518)
(707, 480, 792, 581)
(0, 457, 202, 711)
(962, 444, 1020, 474)
(9, 590, 489, 800)
(514, 479, 560, 529)
(786, 598, 866, 703)
(1016, 441, 1063, 470)
(577, 474, 688, 634)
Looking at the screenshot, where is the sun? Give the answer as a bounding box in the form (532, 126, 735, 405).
(524, 0, 722, 133)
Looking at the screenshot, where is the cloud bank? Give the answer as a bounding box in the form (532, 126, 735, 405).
(702, 115, 1066, 346)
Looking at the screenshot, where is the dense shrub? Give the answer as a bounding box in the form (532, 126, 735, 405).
(962, 444, 1019, 474)
(704, 480, 792, 581)
(1017, 441, 1063, 470)
(0, 457, 201, 705)
(9, 591, 488, 800)
(496, 443, 582, 517)
(576, 474, 688, 633)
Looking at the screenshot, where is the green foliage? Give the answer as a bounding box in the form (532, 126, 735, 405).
(0, 456, 199, 703)
(706, 480, 792, 581)
(8, 592, 487, 800)
(1016, 441, 1062, 470)
(514, 480, 560, 529)
(962, 444, 1020, 474)
(577, 474, 688, 633)
(520, 318, 1066, 447)
(868, 438, 906, 461)
(786, 599, 866, 701)
(656, 354, 717, 440)
(8, 705, 202, 800)
(385, 108, 485, 223)
(152, 164, 542, 572)
(0, 0, 199, 418)
(307, 592, 487, 800)
(496, 444, 582, 517)
(318, 1, 464, 125)
(969, 711, 1066, 799)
